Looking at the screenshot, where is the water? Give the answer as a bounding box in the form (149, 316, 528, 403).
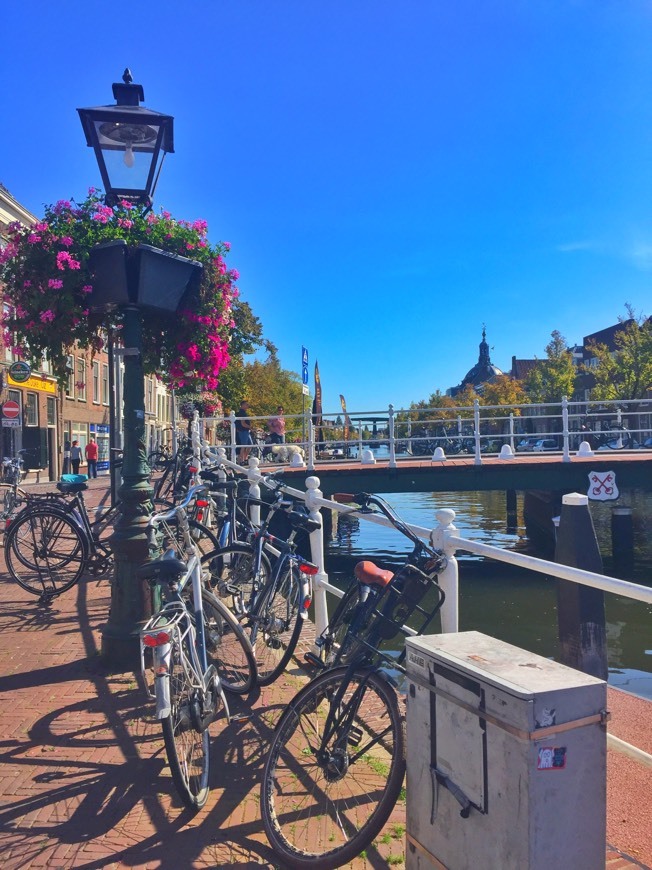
(324, 481, 652, 700)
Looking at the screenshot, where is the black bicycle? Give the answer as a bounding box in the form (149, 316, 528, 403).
(260, 492, 446, 869)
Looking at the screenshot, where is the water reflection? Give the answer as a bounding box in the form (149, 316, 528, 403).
(324, 489, 652, 699)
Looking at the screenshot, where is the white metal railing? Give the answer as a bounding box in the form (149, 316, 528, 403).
(195, 449, 652, 647)
(200, 397, 652, 469)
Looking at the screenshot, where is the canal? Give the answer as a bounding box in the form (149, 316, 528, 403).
(323, 486, 652, 700)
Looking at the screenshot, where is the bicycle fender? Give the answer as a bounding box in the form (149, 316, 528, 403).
(153, 643, 172, 719)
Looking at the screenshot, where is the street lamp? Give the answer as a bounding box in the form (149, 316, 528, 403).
(78, 68, 173, 208)
(78, 73, 201, 667)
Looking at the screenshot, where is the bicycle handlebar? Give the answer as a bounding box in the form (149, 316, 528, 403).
(148, 484, 208, 526)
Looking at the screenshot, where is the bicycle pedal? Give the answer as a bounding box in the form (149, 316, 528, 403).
(348, 725, 363, 747)
(303, 652, 325, 669)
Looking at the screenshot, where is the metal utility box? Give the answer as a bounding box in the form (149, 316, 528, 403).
(405, 632, 607, 870)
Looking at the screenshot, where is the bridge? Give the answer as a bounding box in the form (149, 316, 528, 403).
(277, 451, 652, 496)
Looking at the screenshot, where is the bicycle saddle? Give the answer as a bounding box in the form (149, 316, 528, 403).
(354, 560, 394, 588)
(57, 480, 88, 494)
(137, 555, 187, 583)
(288, 510, 321, 533)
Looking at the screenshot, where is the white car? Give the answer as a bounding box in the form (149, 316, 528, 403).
(532, 439, 558, 452)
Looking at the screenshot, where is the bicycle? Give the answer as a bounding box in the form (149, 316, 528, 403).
(202, 473, 320, 686)
(1, 479, 29, 521)
(260, 492, 446, 869)
(138, 487, 254, 809)
(4, 475, 220, 600)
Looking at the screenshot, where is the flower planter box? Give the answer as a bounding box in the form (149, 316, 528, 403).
(88, 240, 202, 313)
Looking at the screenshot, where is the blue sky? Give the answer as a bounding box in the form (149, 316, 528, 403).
(2, 1, 651, 414)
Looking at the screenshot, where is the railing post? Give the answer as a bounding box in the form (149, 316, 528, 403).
(509, 412, 515, 452)
(246, 456, 261, 526)
(429, 508, 459, 632)
(304, 476, 329, 647)
(191, 411, 202, 472)
(388, 403, 397, 468)
(307, 416, 316, 471)
(473, 399, 482, 466)
(229, 411, 237, 463)
(562, 396, 571, 462)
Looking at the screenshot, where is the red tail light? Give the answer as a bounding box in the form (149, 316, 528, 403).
(302, 596, 312, 610)
(299, 563, 319, 575)
(196, 499, 209, 508)
(143, 631, 171, 647)
(189, 466, 198, 474)
(196, 509, 204, 522)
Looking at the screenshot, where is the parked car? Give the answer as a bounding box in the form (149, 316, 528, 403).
(639, 437, 652, 449)
(597, 435, 640, 450)
(532, 439, 558, 452)
(516, 438, 538, 452)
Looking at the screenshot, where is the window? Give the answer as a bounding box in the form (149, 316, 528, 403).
(71, 422, 88, 455)
(102, 363, 109, 405)
(76, 357, 86, 401)
(47, 396, 56, 426)
(25, 393, 38, 426)
(66, 354, 75, 398)
(146, 378, 154, 415)
(3, 303, 19, 363)
(92, 360, 100, 404)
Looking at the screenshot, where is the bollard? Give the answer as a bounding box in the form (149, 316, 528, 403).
(554, 492, 607, 680)
(611, 506, 634, 574)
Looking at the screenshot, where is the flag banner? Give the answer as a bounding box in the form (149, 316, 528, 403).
(339, 393, 351, 441)
(313, 361, 324, 445)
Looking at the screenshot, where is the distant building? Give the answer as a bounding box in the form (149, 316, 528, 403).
(449, 328, 504, 396)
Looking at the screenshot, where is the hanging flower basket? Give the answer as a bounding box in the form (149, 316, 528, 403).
(0, 190, 238, 392)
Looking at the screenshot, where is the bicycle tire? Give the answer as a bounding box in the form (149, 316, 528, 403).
(201, 588, 257, 694)
(321, 579, 365, 667)
(148, 451, 170, 472)
(5, 509, 88, 596)
(160, 517, 220, 560)
(201, 544, 272, 617)
(252, 564, 303, 687)
(161, 633, 210, 810)
(261, 667, 405, 869)
(0, 484, 28, 520)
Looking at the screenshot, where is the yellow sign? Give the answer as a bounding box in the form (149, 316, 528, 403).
(7, 373, 57, 394)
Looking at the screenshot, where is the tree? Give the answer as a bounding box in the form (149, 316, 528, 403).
(524, 331, 578, 403)
(482, 375, 529, 416)
(239, 347, 305, 439)
(585, 307, 652, 401)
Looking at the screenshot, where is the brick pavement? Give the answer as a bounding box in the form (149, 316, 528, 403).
(0, 477, 649, 868)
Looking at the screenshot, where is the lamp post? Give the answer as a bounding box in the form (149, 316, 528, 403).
(78, 72, 201, 667)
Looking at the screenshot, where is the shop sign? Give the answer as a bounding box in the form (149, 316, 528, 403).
(7, 373, 57, 394)
(9, 361, 31, 382)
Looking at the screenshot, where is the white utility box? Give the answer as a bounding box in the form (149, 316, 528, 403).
(405, 632, 607, 870)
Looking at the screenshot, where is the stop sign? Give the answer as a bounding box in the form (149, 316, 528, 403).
(2, 400, 20, 419)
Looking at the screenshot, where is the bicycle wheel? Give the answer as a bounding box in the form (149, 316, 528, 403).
(201, 544, 272, 617)
(261, 667, 405, 869)
(321, 579, 364, 667)
(161, 517, 220, 560)
(201, 588, 257, 694)
(252, 564, 303, 687)
(5, 509, 88, 596)
(161, 635, 210, 810)
(148, 450, 170, 472)
(0, 484, 28, 520)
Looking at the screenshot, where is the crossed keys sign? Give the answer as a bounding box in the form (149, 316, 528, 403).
(588, 471, 619, 501)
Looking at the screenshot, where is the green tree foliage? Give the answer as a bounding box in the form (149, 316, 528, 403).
(481, 375, 529, 416)
(524, 331, 578, 403)
(237, 346, 306, 439)
(585, 307, 652, 401)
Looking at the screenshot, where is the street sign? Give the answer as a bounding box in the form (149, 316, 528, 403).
(302, 346, 308, 366)
(302, 364, 309, 385)
(2, 400, 21, 428)
(302, 384, 309, 396)
(9, 361, 31, 383)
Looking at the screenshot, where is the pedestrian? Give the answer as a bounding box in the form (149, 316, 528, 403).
(235, 399, 253, 462)
(268, 406, 286, 444)
(70, 440, 82, 475)
(63, 439, 71, 475)
(85, 436, 98, 479)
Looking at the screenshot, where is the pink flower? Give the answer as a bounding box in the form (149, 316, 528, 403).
(82, 285, 93, 294)
(117, 218, 133, 229)
(27, 234, 42, 244)
(40, 310, 55, 323)
(48, 278, 64, 289)
(23, 280, 31, 288)
(56, 251, 80, 270)
(119, 200, 134, 210)
(223, 241, 231, 251)
(60, 236, 73, 247)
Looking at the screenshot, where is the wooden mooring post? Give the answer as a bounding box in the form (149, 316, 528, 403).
(554, 492, 607, 680)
